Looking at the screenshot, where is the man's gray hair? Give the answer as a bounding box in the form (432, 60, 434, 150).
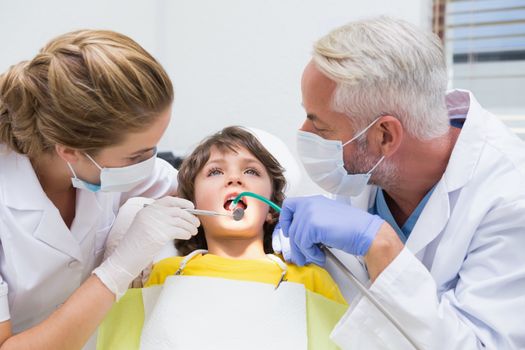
(313, 16, 449, 140)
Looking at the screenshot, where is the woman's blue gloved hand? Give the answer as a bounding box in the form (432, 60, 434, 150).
(278, 195, 385, 266)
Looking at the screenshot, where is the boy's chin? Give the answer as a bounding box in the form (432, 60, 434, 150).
(203, 220, 263, 236)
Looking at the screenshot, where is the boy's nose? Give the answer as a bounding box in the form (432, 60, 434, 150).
(226, 175, 243, 186)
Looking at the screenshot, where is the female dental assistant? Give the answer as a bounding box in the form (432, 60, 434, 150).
(0, 30, 200, 349)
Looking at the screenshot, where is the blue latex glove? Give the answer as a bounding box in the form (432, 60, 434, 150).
(279, 195, 385, 266)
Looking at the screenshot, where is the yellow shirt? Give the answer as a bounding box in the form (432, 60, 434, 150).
(146, 254, 347, 305)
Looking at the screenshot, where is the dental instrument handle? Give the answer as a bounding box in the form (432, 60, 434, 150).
(231, 191, 282, 212)
(144, 204, 243, 221)
(184, 209, 230, 217)
(185, 208, 244, 221)
(321, 246, 421, 350)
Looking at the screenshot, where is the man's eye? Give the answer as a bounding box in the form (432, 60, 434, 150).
(207, 168, 223, 176)
(245, 168, 260, 176)
(313, 124, 330, 134)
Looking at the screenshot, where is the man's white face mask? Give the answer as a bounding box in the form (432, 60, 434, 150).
(296, 118, 384, 196)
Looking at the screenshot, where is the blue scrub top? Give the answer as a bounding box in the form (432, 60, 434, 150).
(368, 187, 435, 242)
(368, 115, 465, 242)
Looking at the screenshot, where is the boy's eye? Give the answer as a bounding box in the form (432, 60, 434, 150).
(244, 168, 260, 176)
(207, 167, 223, 176)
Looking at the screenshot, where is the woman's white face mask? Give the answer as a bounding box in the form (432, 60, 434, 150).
(296, 118, 384, 196)
(67, 149, 157, 193)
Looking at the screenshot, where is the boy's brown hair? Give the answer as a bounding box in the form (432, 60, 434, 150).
(176, 126, 286, 256)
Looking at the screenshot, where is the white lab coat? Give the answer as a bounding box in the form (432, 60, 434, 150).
(326, 90, 525, 349)
(0, 147, 177, 335)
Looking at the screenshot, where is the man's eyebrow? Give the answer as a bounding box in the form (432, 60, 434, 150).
(306, 113, 318, 122)
(307, 113, 329, 128)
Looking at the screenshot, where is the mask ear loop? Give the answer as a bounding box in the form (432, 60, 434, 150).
(342, 116, 382, 147)
(342, 116, 386, 174)
(84, 153, 104, 170)
(66, 162, 79, 179)
(367, 155, 385, 175)
(83, 154, 104, 202)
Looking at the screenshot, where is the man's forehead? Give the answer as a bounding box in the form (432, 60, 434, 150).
(302, 63, 336, 104)
(302, 61, 335, 86)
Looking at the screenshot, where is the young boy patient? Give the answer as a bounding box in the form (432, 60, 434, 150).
(144, 126, 345, 305)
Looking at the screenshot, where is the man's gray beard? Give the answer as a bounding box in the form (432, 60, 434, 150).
(345, 137, 399, 190)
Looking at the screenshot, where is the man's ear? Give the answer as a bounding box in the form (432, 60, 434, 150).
(372, 115, 403, 156)
(55, 144, 83, 164)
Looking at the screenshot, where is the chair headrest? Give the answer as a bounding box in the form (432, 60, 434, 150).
(244, 126, 302, 195)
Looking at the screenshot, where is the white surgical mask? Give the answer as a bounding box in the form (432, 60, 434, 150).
(297, 119, 384, 196)
(67, 149, 157, 193)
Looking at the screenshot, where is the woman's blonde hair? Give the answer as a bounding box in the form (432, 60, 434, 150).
(0, 29, 173, 157)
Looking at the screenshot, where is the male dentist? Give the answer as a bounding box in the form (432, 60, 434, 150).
(278, 16, 525, 349)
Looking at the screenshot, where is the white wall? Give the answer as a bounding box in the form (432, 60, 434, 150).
(158, 0, 431, 150)
(1, 0, 431, 195)
(0, 0, 163, 71)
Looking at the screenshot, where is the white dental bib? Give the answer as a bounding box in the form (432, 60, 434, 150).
(97, 251, 346, 350)
(139, 249, 306, 349)
(140, 275, 308, 350)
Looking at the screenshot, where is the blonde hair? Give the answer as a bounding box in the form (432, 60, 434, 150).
(313, 16, 449, 140)
(0, 29, 173, 157)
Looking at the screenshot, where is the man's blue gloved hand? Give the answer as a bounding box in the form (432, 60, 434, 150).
(279, 195, 385, 266)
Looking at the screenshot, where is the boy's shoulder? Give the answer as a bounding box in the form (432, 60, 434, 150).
(146, 256, 185, 287)
(283, 259, 332, 279)
(153, 256, 184, 270)
(283, 259, 347, 305)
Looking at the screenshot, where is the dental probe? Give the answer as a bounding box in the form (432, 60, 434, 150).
(185, 208, 244, 221)
(143, 204, 244, 221)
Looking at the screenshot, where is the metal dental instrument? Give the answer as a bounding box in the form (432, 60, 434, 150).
(228, 192, 420, 349)
(231, 207, 245, 221)
(144, 204, 244, 221)
(185, 208, 244, 221)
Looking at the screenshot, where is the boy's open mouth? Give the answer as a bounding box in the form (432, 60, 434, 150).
(224, 196, 247, 211)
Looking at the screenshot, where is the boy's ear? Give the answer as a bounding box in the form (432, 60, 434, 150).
(266, 212, 274, 223)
